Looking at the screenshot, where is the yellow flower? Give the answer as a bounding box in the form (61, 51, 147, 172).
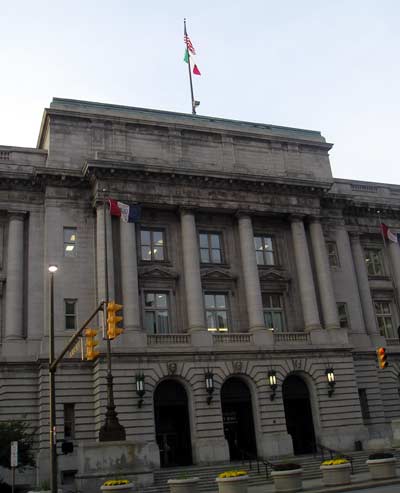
(321, 458, 349, 466)
(218, 470, 247, 478)
(103, 479, 131, 486)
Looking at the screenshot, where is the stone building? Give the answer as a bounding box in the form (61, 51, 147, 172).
(1, 98, 400, 488)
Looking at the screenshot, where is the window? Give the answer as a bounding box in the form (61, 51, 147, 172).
(327, 242, 340, 268)
(204, 293, 229, 332)
(64, 403, 75, 439)
(140, 229, 165, 261)
(358, 389, 370, 421)
(364, 248, 384, 276)
(144, 292, 170, 334)
(64, 300, 77, 330)
(64, 228, 77, 257)
(199, 232, 223, 264)
(337, 302, 350, 328)
(374, 301, 395, 338)
(254, 236, 275, 265)
(262, 293, 285, 331)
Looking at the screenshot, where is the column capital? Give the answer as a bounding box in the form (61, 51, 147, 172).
(308, 215, 322, 224)
(7, 210, 27, 221)
(179, 206, 198, 217)
(236, 210, 252, 220)
(348, 230, 361, 242)
(289, 213, 305, 223)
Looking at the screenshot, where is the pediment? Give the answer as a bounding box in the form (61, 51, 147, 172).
(201, 268, 236, 281)
(138, 266, 179, 280)
(259, 269, 290, 282)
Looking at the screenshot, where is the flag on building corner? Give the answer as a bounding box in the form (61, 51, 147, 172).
(184, 31, 201, 75)
(109, 199, 141, 223)
(380, 223, 398, 243)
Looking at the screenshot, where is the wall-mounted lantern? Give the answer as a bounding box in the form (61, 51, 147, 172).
(326, 368, 336, 397)
(205, 370, 214, 405)
(136, 373, 145, 408)
(268, 370, 278, 401)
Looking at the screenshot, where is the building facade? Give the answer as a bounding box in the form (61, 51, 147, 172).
(1, 98, 400, 487)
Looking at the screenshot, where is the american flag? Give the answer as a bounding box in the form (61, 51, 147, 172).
(184, 34, 196, 55)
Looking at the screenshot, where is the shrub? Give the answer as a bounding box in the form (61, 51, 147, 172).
(368, 452, 394, 460)
(272, 463, 301, 471)
(0, 421, 36, 470)
(218, 470, 247, 478)
(103, 479, 131, 486)
(321, 458, 349, 466)
(0, 480, 12, 493)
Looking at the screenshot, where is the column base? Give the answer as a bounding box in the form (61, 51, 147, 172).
(189, 330, 213, 347)
(305, 323, 322, 332)
(250, 328, 274, 346)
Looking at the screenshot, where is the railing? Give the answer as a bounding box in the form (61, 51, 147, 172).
(147, 334, 191, 345)
(274, 332, 310, 344)
(0, 151, 10, 160)
(351, 184, 378, 193)
(386, 338, 400, 346)
(236, 447, 272, 480)
(315, 442, 354, 474)
(213, 333, 252, 345)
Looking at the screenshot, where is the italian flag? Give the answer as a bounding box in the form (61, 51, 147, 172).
(184, 39, 201, 75)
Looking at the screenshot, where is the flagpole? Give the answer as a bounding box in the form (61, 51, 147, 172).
(184, 18, 196, 115)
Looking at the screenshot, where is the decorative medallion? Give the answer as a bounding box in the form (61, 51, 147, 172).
(167, 361, 177, 375)
(232, 360, 243, 373)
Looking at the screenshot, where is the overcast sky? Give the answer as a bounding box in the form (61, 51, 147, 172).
(1, 0, 399, 184)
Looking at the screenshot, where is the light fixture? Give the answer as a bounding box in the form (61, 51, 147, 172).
(48, 265, 58, 273)
(326, 368, 336, 397)
(205, 370, 214, 405)
(136, 373, 145, 408)
(268, 370, 278, 401)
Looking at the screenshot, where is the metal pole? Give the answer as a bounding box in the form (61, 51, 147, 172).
(184, 18, 196, 115)
(49, 270, 58, 493)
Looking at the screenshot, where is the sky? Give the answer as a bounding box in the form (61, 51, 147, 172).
(1, 0, 399, 184)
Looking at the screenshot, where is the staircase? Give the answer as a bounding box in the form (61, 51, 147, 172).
(140, 449, 400, 493)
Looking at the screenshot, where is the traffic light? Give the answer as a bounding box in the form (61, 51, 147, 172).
(61, 440, 74, 454)
(107, 301, 124, 340)
(85, 328, 99, 361)
(377, 347, 388, 369)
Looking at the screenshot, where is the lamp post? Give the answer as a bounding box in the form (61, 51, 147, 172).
(48, 265, 58, 493)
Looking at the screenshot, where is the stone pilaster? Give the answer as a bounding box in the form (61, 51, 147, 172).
(5, 212, 25, 340)
(388, 242, 400, 303)
(349, 233, 379, 336)
(180, 209, 205, 333)
(309, 218, 340, 329)
(290, 215, 321, 331)
(237, 213, 265, 332)
(96, 203, 115, 303)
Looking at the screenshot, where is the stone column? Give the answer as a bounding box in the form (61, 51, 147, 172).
(120, 221, 140, 332)
(96, 203, 115, 303)
(309, 218, 340, 329)
(180, 209, 205, 332)
(349, 233, 379, 336)
(5, 212, 25, 340)
(290, 216, 321, 331)
(388, 242, 400, 302)
(237, 213, 265, 332)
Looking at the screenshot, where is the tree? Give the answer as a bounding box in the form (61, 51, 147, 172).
(0, 421, 35, 469)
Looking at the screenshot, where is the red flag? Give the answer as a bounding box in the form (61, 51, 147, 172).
(380, 223, 398, 243)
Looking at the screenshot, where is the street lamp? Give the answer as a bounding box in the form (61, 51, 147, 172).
(48, 265, 58, 493)
(326, 368, 336, 397)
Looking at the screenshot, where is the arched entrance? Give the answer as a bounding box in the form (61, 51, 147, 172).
(154, 380, 192, 467)
(282, 374, 316, 455)
(221, 377, 257, 460)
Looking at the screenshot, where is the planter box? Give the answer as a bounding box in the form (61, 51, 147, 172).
(366, 457, 397, 480)
(271, 468, 303, 493)
(320, 463, 351, 486)
(216, 474, 249, 493)
(100, 483, 135, 492)
(167, 477, 200, 493)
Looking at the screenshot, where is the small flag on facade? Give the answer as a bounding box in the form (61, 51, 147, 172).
(380, 223, 398, 243)
(109, 199, 141, 223)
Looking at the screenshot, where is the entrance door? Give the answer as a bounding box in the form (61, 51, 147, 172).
(154, 380, 192, 467)
(221, 377, 257, 460)
(282, 374, 316, 455)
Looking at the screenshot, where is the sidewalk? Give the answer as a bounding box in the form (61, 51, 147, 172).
(244, 470, 400, 493)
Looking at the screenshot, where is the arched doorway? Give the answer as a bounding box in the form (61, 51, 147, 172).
(282, 374, 316, 455)
(221, 377, 257, 460)
(154, 380, 192, 467)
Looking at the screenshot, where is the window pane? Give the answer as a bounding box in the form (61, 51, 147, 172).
(254, 237, 263, 250)
(264, 312, 273, 328)
(206, 312, 216, 331)
(273, 313, 283, 331)
(211, 249, 222, 263)
(153, 231, 164, 245)
(157, 311, 169, 333)
(271, 294, 281, 308)
(256, 251, 264, 265)
(144, 312, 156, 333)
(141, 230, 150, 245)
(216, 311, 228, 330)
(141, 246, 151, 260)
(215, 294, 227, 309)
(65, 316, 75, 330)
(263, 237, 273, 250)
(153, 245, 164, 260)
(265, 251, 275, 265)
(156, 293, 167, 308)
(65, 301, 75, 315)
(262, 293, 271, 308)
(211, 234, 220, 249)
(145, 293, 155, 307)
(200, 249, 210, 263)
(204, 294, 215, 308)
(199, 233, 208, 248)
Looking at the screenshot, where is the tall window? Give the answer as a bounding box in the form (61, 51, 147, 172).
(64, 300, 77, 330)
(365, 248, 384, 276)
(337, 302, 350, 328)
(64, 228, 77, 257)
(374, 301, 395, 338)
(144, 292, 170, 334)
(63, 403, 75, 439)
(358, 389, 370, 421)
(140, 229, 165, 261)
(262, 293, 285, 331)
(199, 232, 223, 264)
(204, 293, 229, 332)
(327, 242, 340, 268)
(254, 236, 275, 265)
